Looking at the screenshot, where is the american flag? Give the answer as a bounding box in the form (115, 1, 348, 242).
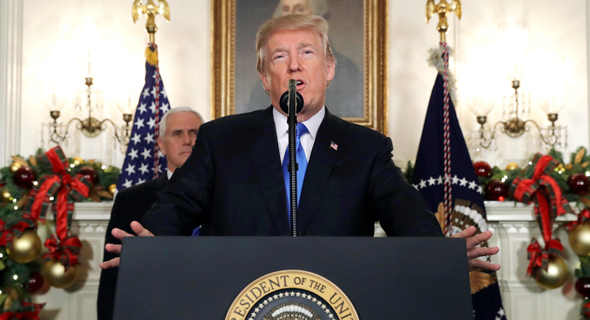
(412, 74, 506, 320)
(116, 56, 169, 191)
(330, 141, 338, 151)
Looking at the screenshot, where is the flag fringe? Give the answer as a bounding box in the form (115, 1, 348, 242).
(145, 46, 159, 66)
(427, 47, 457, 104)
(450, 198, 489, 244)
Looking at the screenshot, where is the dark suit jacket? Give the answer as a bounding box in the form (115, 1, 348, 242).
(97, 174, 168, 320)
(141, 107, 443, 237)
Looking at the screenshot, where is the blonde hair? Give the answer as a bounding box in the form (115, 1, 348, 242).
(255, 14, 336, 76)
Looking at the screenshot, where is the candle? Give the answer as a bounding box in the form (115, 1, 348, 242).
(86, 48, 93, 78)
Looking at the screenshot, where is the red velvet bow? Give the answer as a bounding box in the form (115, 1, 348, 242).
(511, 154, 572, 278)
(0, 220, 13, 247)
(583, 301, 590, 317)
(24, 147, 91, 240)
(53, 173, 90, 240)
(0, 312, 35, 320)
(566, 209, 590, 232)
(0, 302, 43, 320)
(512, 155, 570, 219)
(43, 235, 82, 269)
(0, 219, 36, 247)
(526, 238, 564, 276)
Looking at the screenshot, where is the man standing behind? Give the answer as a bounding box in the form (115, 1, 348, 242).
(97, 107, 203, 320)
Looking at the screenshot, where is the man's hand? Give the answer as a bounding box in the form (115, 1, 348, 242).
(99, 221, 154, 269)
(452, 225, 501, 272)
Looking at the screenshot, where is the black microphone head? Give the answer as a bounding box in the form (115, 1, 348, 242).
(279, 91, 304, 114)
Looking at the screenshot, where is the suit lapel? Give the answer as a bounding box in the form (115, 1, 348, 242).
(155, 173, 168, 190)
(297, 109, 342, 235)
(248, 107, 291, 235)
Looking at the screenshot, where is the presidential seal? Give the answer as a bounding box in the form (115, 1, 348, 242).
(226, 270, 358, 320)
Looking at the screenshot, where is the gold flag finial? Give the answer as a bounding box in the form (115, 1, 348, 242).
(426, 0, 461, 42)
(132, 0, 170, 43)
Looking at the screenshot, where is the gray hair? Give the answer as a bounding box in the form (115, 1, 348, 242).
(159, 106, 204, 138)
(272, 0, 329, 18)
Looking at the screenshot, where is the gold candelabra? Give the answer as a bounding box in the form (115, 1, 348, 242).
(471, 79, 566, 150)
(47, 77, 133, 151)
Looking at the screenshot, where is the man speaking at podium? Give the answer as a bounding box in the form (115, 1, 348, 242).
(100, 14, 500, 272)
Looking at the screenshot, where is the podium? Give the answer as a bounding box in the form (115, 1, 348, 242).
(113, 237, 473, 320)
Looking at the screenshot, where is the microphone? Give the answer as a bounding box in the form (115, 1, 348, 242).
(279, 83, 304, 114)
(281, 79, 304, 237)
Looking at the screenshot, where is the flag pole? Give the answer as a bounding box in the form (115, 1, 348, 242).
(116, 0, 173, 190)
(132, 0, 170, 178)
(426, 0, 461, 234)
(132, 0, 170, 44)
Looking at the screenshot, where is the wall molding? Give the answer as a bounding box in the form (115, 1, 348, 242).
(587, 0, 590, 150)
(0, 0, 23, 167)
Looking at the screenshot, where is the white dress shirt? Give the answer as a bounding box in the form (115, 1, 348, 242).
(167, 168, 173, 180)
(273, 107, 325, 164)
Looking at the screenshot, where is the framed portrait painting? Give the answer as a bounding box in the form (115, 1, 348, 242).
(212, 0, 387, 134)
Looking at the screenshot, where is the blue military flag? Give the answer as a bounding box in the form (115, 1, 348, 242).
(412, 73, 507, 320)
(116, 45, 169, 191)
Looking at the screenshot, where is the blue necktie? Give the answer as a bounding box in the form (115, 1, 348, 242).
(282, 123, 309, 226)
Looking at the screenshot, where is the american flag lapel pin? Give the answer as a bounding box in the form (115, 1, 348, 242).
(330, 141, 338, 151)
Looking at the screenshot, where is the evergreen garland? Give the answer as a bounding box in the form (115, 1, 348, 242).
(0, 148, 119, 317)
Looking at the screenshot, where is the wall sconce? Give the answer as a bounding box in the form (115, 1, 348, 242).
(41, 21, 134, 153)
(468, 21, 567, 151)
(44, 76, 133, 152)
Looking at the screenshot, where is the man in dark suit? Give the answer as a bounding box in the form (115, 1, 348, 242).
(97, 107, 203, 320)
(100, 15, 500, 272)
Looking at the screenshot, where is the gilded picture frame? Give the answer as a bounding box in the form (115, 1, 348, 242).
(211, 0, 387, 134)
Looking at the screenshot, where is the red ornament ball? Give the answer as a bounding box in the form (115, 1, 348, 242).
(474, 161, 492, 178)
(576, 277, 590, 298)
(27, 271, 45, 294)
(13, 167, 36, 189)
(79, 166, 99, 185)
(485, 180, 508, 201)
(568, 173, 590, 195)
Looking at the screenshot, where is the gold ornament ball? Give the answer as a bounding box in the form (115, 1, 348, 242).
(1, 190, 12, 202)
(7, 230, 42, 264)
(9, 162, 22, 173)
(569, 222, 590, 256)
(72, 157, 83, 166)
(533, 255, 569, 290)
(506, 162, 519, 171)
(108, 184, 117, 194)
(42, 260, 79, 289)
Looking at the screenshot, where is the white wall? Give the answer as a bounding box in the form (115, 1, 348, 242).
(389, 0, 588, 166)
(18, 0, 210, 166)
(454, 0, 588, 168)
(3, 0, 589, 168)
